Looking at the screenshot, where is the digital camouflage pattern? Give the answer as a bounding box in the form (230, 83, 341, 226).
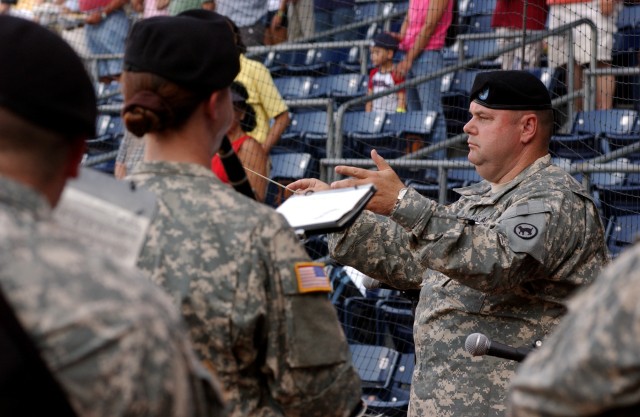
(129, 161, 362, 417)
(329, 155, 608, 417)
(508, 241, 640, 417)
(0, 175, 225, 417)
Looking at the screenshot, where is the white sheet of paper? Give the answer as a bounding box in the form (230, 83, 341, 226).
(276, 184, 375, 231)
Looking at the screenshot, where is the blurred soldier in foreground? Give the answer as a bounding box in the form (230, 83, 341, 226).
(0, 15, 224, 417)
(290, 70, 608, 417)
(508, 240, 640, 416)
(120, 10, 363, 417)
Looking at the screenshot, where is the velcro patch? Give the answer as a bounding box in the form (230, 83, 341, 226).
(294, 262, 331, 293)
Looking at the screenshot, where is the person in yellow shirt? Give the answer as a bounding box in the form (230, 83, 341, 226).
(230, 19, 290, 153)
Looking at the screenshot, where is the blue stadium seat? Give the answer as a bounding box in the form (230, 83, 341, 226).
(459, 0, 497, 18)
(343, 298, 385, 345)
(442, 69, 483, 136)
(273, 76, 314, 100)
(376, 299, 415, 354)
(349, 344, 400, 389)
(279, 111, 330, 155)
(465, 14, 493, 33)
(362, 351, 414, 416)
(307, 47, 353, 76)
(571, 109, 639, 137)
(334, 45, 372, 74)
(264, 50, 314, 77)
(606, 213, 640, 258)
(309, 73, 368, 106)
(265, 152, 317, 207)
(549, 133, 603, 161)
(444, 39, 501, 70)
(342, 111, 389, 156)
(593, 184, 640, 220)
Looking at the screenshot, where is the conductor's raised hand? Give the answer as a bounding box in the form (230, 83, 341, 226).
(288, 178, 331, 193)
(331, 150, 405, 216)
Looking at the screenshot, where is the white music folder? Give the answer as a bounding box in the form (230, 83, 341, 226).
(276, 184, 376, 235)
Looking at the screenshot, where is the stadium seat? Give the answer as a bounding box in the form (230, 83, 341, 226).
(279, 111, 330, 154)
(571, 109, 639, 137)
(265, 152, 316, 207)
(349, 344, 400, 389)
(444, 39, 501, 70)
(362, 351, 414, 416)
(372, 110, 439, 158)
(549, 133, 603, 160)
(273, 76, 314, 100)
(593, 183, 640, 220)
(605, 213, 640, 258)
(264, 50, 314, 78)
(307, 47, 353, 76)
(442, 69, 483, 136)
(459, 0, 497, 18)
(343, 298, 385, 345)
(342, 111, 389, 157)
(376, 299, 415, 354)
(309, 73, 368, 106)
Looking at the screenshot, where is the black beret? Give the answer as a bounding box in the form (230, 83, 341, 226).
(124, 10, 240, 95)
(470, 70, 552, 111)
(0, 16, 96, 137)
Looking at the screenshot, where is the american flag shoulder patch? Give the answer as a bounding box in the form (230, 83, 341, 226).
(294, 262, 331, 293)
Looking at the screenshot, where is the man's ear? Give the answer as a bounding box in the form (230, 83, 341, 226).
(520, 114, 538, 145)
(64, 138, 87, 179)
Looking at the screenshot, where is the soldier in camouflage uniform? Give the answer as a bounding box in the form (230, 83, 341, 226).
(0, 15, 224, 417)
(508, 241, 640, 416)
(289, 71, 608, 417)
(120, 10, 363, 417)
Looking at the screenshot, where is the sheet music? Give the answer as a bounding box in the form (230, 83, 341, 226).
(276, 184, 376, 233)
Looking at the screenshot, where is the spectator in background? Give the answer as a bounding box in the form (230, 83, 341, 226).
(265, 0, 287, 44)
(391, 0, 453, 156)
(212, 81, 269, 202)
(546, 0, 622, 110)
(230, 18, 290, 153)
(120, 10, 363, 417)
(366, 32, 406, 113)
(275, 0, 314, 41)
(81, 0, 130, 83)
(216, 0, 267, 45)
(491, 0, 548, 70)
(314, 0, 355, 41)
(289, 70, 608, 417)
(131, 0, 169, 18)
(0, 15, 225, 417)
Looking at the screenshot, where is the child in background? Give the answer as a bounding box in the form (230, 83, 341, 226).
(366, 32, 406, 113)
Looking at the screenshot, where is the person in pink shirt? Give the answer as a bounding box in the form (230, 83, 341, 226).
(389, 0, 453, 156)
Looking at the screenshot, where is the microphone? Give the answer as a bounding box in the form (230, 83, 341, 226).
(464, 333, 534, 362)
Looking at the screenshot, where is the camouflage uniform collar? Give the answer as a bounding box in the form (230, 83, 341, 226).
(131, 161, 218, 179)
(455, 154, 552, 200)
(0, 175, 52, 221)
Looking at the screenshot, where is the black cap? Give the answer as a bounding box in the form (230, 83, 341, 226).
(372, 32, 399, 52)
(470, 70, 552, 111)
(0, 16, 96, 138)
(124, 10, 240, 95)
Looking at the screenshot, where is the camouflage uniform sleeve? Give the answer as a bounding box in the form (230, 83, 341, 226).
(386, 186, 594, 293)
(507, 244, 640, 416)
(328, 209, 426, 290)
(261, 213, 362, 417)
